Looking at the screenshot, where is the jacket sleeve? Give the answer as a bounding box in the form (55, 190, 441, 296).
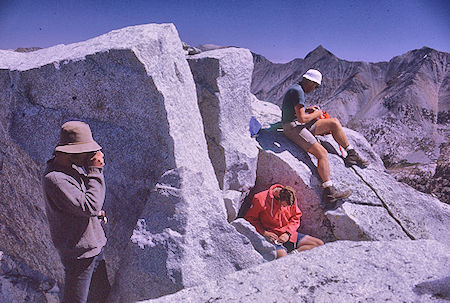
(244, 196, 265, 235)
(44, 167, 105, 218)
(275, 202, 302, 236)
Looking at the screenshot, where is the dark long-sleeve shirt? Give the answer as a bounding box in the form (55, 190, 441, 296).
(43, 159, 107, 259)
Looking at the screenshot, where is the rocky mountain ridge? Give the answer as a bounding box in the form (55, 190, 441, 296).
(251, 45, 449, 203)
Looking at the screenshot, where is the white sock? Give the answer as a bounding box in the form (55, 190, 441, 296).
(322, 180, 333, 188)
(345, 144, 354, 151)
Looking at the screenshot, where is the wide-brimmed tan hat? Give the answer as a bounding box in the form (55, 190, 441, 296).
(54, 121, 102, 154)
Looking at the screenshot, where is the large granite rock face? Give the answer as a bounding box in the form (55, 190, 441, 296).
(230, 218, 276, 262)
(143, 240, 450, 303)
(111, 167, 263, 302)
(0, 71, 65, 285)
(188, 48, 259, 221)
(250, 94, 282, 128)
(0, 251, 59, 303)
(0, 97, 63, 282)
(250, 100, 450, 244)
(0, 23, 262, 301)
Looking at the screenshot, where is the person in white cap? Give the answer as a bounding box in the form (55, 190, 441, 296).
(282, 69, 368, 207)
(42, 121, 110, 303)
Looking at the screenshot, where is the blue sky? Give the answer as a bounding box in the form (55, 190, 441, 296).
(0, 0, 448, 63)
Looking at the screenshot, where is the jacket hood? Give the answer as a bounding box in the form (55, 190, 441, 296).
(267, 184, 284, 217)
(268, 184, 284, 201)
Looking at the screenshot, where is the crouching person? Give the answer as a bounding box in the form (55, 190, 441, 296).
(43, 121, 110, 303)
(244, 184, 323, 259)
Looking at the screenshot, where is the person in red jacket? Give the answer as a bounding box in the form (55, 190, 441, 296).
(244, 184, 324, 259)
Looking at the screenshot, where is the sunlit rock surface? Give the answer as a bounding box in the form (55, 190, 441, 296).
(0, 24, 262, 301)
(142, 240, 450, 303)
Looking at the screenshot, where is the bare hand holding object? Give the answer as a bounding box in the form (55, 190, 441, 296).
(278, 233, 290, 243)
(263, 231, 279, 243)
(87, 151, 105, 168)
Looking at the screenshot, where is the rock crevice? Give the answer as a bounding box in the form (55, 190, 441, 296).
(350, 166, 416, 240)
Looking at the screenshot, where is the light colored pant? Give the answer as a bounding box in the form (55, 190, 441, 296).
(282, 121, 317, 151)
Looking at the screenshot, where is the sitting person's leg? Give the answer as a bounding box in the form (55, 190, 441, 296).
(306, 142, 330, 183)
(312, 118, 349, 148)
(283, 122, 318, 153)
(312, 118, 368, 167)
(283, 122, 351, 204)
(273, 242, 288, 259)
(296, 235, 324, 252)
(307, 143, 351, 203)
(276, 248, 288, 259)
(288, 233, 324, 253)
(283, 123, 330, 182)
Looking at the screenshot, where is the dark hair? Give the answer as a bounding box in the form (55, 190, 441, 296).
(279, 186, 296, 205)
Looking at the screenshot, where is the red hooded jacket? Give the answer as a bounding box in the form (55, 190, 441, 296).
(244, 184, 302, 243)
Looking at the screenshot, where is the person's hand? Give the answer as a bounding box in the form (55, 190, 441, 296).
(306, 106, 323, 119)
(97, 210, 107, 224)
(87, 151, 104, 168)
(263, 231, 279, 243)
(305, 106, 319, 113)
(278, 233, 290, 243)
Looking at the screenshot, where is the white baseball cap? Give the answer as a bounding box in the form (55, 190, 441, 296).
(303, 69, 322, 85)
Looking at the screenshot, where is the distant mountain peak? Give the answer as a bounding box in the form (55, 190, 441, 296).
(420, 46, 433, 52)
(304, 45, 336, 60)
(313, 45, 327, 52)
(395, 46, 446, 62)
(252, 52, 270, 64)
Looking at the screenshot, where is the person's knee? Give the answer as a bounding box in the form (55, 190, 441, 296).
(316, 145, 328, 160)
(301, 235, 323, 248)
(314, 238, 324, 246)
(306, 235, 324, 246)
(308, 144, 328, 160)
(330, 118, 342, 130)
(276, 249, 288, 259)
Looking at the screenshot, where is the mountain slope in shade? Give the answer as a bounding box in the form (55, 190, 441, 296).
(251, 46, 449, 203)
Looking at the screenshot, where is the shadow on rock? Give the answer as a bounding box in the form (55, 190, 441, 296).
(255, 128, 336, 210)
(413, 276, 450, 300)
(318, 138, 341, 156)
(256, 129, 319, 173)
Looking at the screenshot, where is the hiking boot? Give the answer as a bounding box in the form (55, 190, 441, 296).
(344, 149, 369, 167)
(323, 186, 352, 204)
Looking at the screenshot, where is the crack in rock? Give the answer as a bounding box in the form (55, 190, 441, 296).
(350, 166, 416, 240)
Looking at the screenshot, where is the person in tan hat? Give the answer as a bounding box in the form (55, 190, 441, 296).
(42, 121, 110, 303)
